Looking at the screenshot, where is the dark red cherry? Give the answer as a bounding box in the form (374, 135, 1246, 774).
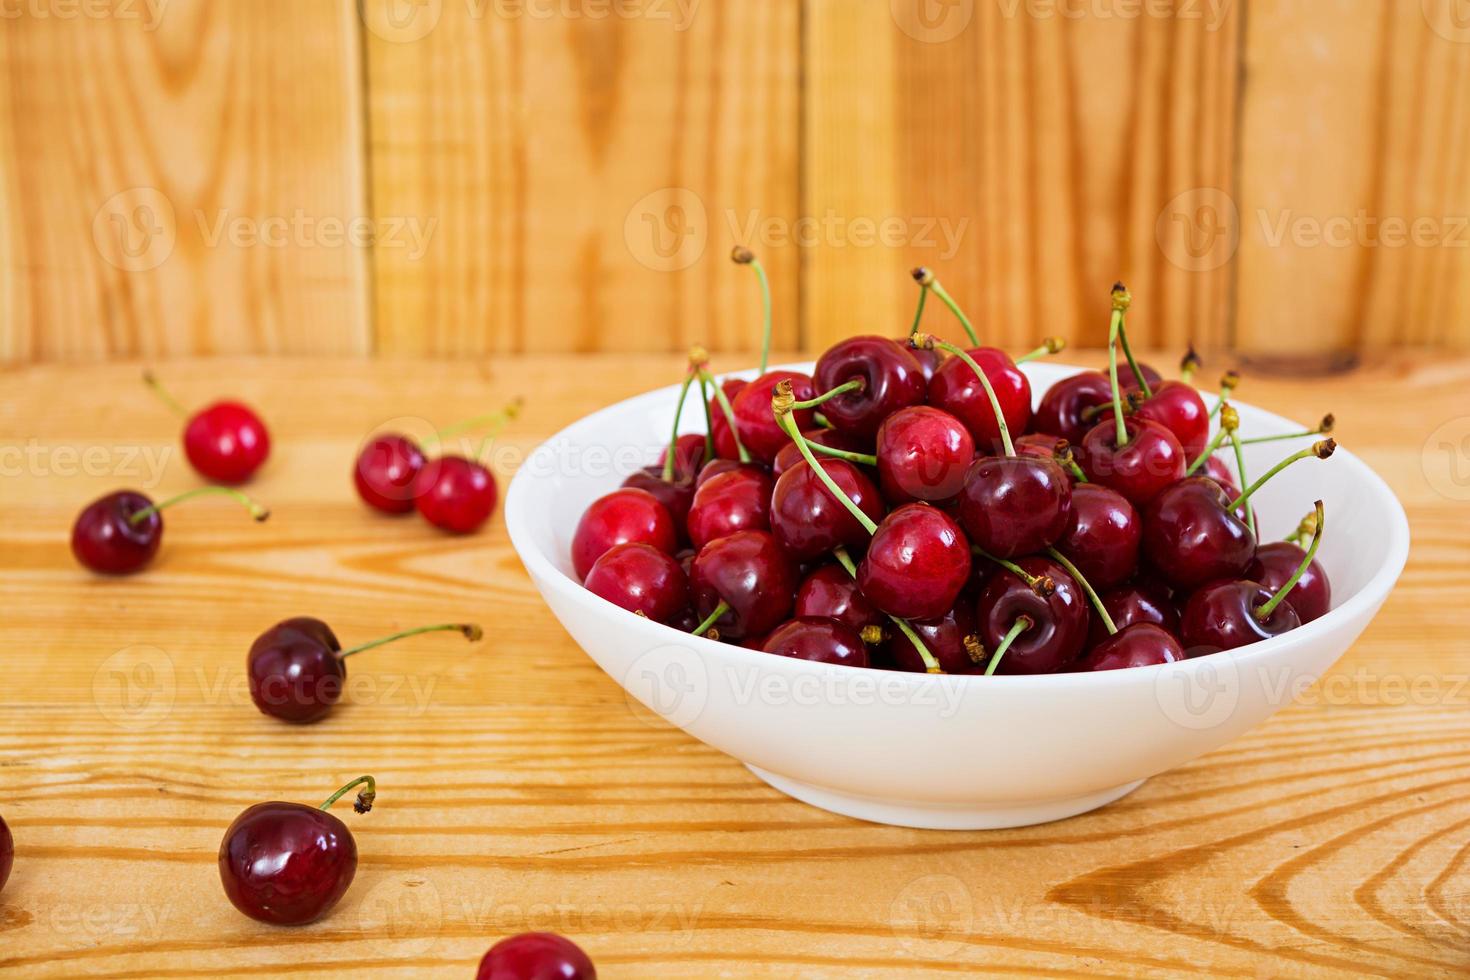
(621, 467, 696, 538)
(1076, 416, 1186, 506)
(875, 406, 974, 504)
(1132, 380, 1210, 460)
(687, 467, 774, 550)
(477, 932, 597, 980)
(184, 401, 271, 484)
(1204, 455, 1241, 497)
(1141, 477, 1255, 591)
(770, 458, 883, 562)
(1114, 360, 1163, 392)
(413, 456, 498, 534)
(1033, 372, 1116, 444)
(1087, 577, 1179, 647)
(1055, 483, 1140, 590)
(974, 558, 1089, 674)
(584, 543, 689, 624)
(762, 618, 870, 666)
(928, 347, 1032, 454)
(354, 434, 427, 514)
(657, 432, 708, 478)
(793, 565, 884, 634)
(1014, 433, 1062, 460)
(1075, 623, 1185, 672)
(690, 530, 797, 639)
(1180, 580, 1301, 650)
(694, 457, 755, 490)
(773, 428, 870, 477)
(710, 378, 749, 460)
(730, 371, 817, 463)
(884, 594, 982, 674)
(219, 778, 376, 927)
(71, 490, 162, 574)
(0, 810, 12, 896)
(858, 504, 972, 621)
(956, 456, 1072, 559)
(1246, 541, 1331, 623)
(572, 488, 678, 580)
(902, 340, 944, 382)
(813, 335, 928, 438)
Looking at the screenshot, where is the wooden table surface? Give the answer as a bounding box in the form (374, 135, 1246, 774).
(1, 352, 1467, 978)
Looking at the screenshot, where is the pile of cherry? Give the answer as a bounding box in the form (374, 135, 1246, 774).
(575, 272, 1335, 676)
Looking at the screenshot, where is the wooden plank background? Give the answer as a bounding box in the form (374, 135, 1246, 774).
(2, 0, 1469, 361)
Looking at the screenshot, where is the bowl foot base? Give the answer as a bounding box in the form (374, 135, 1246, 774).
(744, 765, 1146, 830)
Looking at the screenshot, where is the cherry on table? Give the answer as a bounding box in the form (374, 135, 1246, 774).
(1055, 483, 1140, 590)
(794, 565, 885, 635)
(584, 542, 689, 624)
(354, 434, 427, 514)
(218, 775, 377, 926)
(477, 932, 597, 980)
(247, 618, 481, 724)
(762, 618, 871, 666)
(414, 455, 499, 534)
(145, 371, 270, 484)
(1075, 622, 1185, 671)
(875, 405, 974, 504)
(72, 486, 269, 575)
(687, 466, 774, 551)
(571, 487, 678, 580)
(813, 335, 928, 438)
(689, 530, 797, 640)
(770, 457, 883, 562)
(0, 810, 11, 897)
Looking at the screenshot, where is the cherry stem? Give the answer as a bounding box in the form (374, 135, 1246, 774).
(774, 384, 878, 535)
(424, 399, 525, 448)
(972, 547, 1054, 597)
(908, 277, 931, 338)
(984, 616, 1032, 676)
(1106, 283, 1131, 447)
(691, 601, 729, 638)
(1284, 509, 1319, 546)
(914, 335, 1015, 456)
(834, 546, 941, 673)
(141, 370, 190, 418)
(1228, 426, 1257, 536)
(1207, 372, 1240, 419)
(697, 373, 715, 462)
(806, 441, 878, 466)
(1227, 440, 1335, 513)
(732, 247, 772, 374)
(1014, 337, 1067, 365)
(913, 267, 979, 346)
(1185, 404, 1238, 476)
(661, 371, 698, 481)
(1116, 318, 1152, 400)
(1180, 346, 1202, 384)
(338, 622, 483, 659)
(1238, 414, 1335, 446)
(1255, 500, 1325, 622)
(128, 486, 269, 525)
(697, 366, 751, 463)
(1045, 547, 1117, 635)
(792, 377, 865, 410)
(320, 775, 376, 814)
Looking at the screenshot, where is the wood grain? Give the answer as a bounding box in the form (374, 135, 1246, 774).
(1, 353, 1467, 977)
(0, 0, 371, 362)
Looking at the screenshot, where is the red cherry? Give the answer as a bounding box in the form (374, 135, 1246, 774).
(687, 467, 774, 551)
(1076, 416, 1186, 506)
(414, 455, 499, 534)
(770, 458, 884, 562)
(1075, 623, 1185, 671)
(658, 432, 708, 477)
(72, 486, 269, 575)
(1180, 579, 1301, 650)
(902, 340, 944, 382)
(858, 504, 972, 621)
(883, 594, 982, 674)
(709, 378, 749, 460)
(729, 371, 817, 462)
(0, 811, 12, 896)
(219, 776, 377, 926)
(955, 456, 1072, 559)
(773, 428, 871, 478)
(571, 488, 677, 580)
(690, 530, 797, 639)
(875, 406, 974, 504)
(183, 401, 271, 484)
(928, 347, 1032, 454)
(1033, 372, 1115, 444)
(813, 336, 928, 438)
(1141, 476, 1255, 591)
(1132, 380, 1210, 460)
(621, 467, 696, 540)
(1204, 455, 1241, 496)
(1246, 541, 1331, 623)
(762, 618, 870, 666)
(584, 542, 689, 624)
(793, 565, 884, 634)
(1087, 578, 1179, 647)
(1054, 483, 1140, 589)
(477, 932, 597, 980)
(354, 434, 427, 514)
(1114, 360, 1163, 392)
(974, 558, 1089, 674)
(694, 457, 757, 490)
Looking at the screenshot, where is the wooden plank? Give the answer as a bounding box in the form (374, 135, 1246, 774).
(0, 0, 370, 363)
(365, 1, 800, 357)
(1236, 0, 1470, 355)
(0, 352, 1467, 975)
(803, 0, 1240, 356)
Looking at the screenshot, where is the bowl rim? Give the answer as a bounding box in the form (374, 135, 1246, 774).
(506, 359, 1411, 688)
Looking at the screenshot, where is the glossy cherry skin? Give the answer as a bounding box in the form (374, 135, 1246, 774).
(477, 932, 597, 980)
(185, 401, 270, 484)
(876, 406, 974, 504)
(773, 428, 870, 478)
(858, 504, 972, 621)
(884, 594, 981, 674)
(247, 616, 345, 724)
(1133, 380, 1210, 460)
(1075, 623, 1185, 672)
(1076, 416, 1186, 506)
(1246, 541, 1331, 623)
(687, 467, 774, 551)
(658, 432, 708, 477)
(975, 558, 1089, 674)
(414, 456, 498, 534)
(814, 336, 928, 438)
(902, 340, 944, 382)
(1033, 372, 1115, 444)
(1180, 580, 1301, 651)
(1114, 361, 1163, 392)
(1204, 455, 1241, 497)
(770, 458, 884, 562)
(956, 456, 1072, 559)
(729, 371, 817, 463)
(694, 457, 757, 490)
(354, 434, 427, 514)
(218, 801, 356, 925)
(584, 543, 689, 624)
(571, 488, 678, 580)
(762, 618, 870, 667)
(1088, 577, 1179, 647)
(928, 347, 1032, 455)
(710, 378, 749, 460)
(0, 811, 12, 896)
(1142, 477, 1255, 591)
(621, 467, 696, 540)
(1055, 483, 1140, 590)
(71, 491, 162, 574)
(690, 530, 797, 640)
(794, 565, 884, 634)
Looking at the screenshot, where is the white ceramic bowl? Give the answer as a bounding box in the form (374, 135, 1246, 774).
(506, 361, 1409, 829)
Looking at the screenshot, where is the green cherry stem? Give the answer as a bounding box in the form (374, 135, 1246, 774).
(424, 398, 524, 448)
(833, 546, 941, 674)
(692, 346, 751, 464)
(806, 442, 878, 466)
(1115, 304, 1152, 400)
(661, 370, 698, 481)
(339, 622, 483, 659)
(1227, 440, 1336, 514)
(774, 384, 877, 535)
(1045, 546, 1118, 635)
(1207, 372, 1240, 419)
(972, 546, 1055, 597)
(691, 601, 729, 638)
(984, 616, 1033, 676)
(1053, 440, 1089, 482)
(912, 267, 979, 346)
(1184, 404, 1239, 476)
(141, 370, 190, 418)
(1284, 508, 1319, 546)
(908, 275, 931, 338)
(791, 377, 865, 410)
(1014, 337, 1067, 365)
(1180, 345, 1202, 384)
(1238, 414, 1335, 446)
(912, 333, 1015, 456)
(128, 486, 270, 525)
(1106, 282, 1131, 447)
(697, 372, 715, 462)
(1255, 501, 1325, 622)
(732, 247, 773, 374)
(320, 775, 377, 814)
(1228, 426, 1257, 536)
